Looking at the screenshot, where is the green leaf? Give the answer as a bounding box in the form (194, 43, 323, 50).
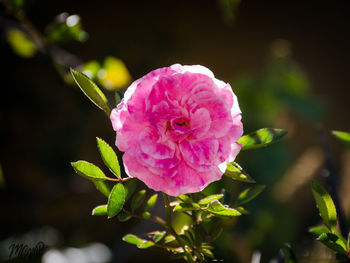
(148, 231, 166, 243)
(7, 29, 36, 58)
(309, 225, 329, 236)
(173, 203, 200, 212)
(347, 232, 350, 250)
(177, 195, 192, 203)
(311, 181, 337, 231)
(92, 205, 107, 216)
(117, 211, 132, 222)
(107, 183, 125, 218)
(71, 161, 107, 181)
(131, 190, 146, 212)
(318, 233, 347, 254)
(238, 128, 287, 150)
(144, 194, 158, 212)
(201, 248, 214, 259)
(164, 235, 176, 244)
(70, 69, 111, 115)
(332, 130, 350, 149)
(123, 234, 144, 245)
(235, 185, 266, 206)
(96, 137, 121, 178)
(235, 206, 249, 214)
(92, 181, 110, 197)
(142, 212, 151, 219)
(207, 200, 241, 217)
(122, 234, 154, 249)
(198, 194, 224, 206)
(224, 162, 255, 183)
(124, 179, 137, 201)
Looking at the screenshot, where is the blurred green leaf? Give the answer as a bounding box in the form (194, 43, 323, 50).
(149, 231, 166, 243)
(144, 194, 158, 212)
(98, 57, 132, 91)
(318, 233, 347, 254)
(124, 179, 137, 201)
(122, 234, 154, 249)
(70, 69, 111, 115)
(142, 212, 151, 219)
(164, 235, 176, 244)
(238, 128, 287, 150)
(225, 162, 255, 183)
(309, 225, 329, 236)
(207, 200, 241, 217)
(173, 203, 200, 212)
(46, 13, 88, 43)
(71, 161, 107, 181)
(332, 131, 350, 149)
(131, 190, 146, 212)
(92, 181, 110, 197)
(82, 60, 101, 79)
(280, 243, 297, 263)
(7, 29, 36, 58)
(311, 181, 337, 231)
(235, 185, 266, 206)
(201, 247, 214, 258)
(96, 137, 120, 178)
(235, 206, 249, 214)
(198, 194, 224, 206)
(123, 234, 143, 245)
(92, 205, 107, 216)
(177, 195, 192, 203)
(107, 183, 125, 218)
(117, 211, 132, 222)
(347, 232, 350, 250)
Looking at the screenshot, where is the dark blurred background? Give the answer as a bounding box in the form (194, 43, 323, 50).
(1, 0, 350, 262)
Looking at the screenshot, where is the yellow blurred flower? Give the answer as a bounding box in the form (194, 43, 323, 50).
(98, 57, 131, 91)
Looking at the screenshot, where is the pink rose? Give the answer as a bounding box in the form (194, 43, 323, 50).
(110, 64, 243, 196)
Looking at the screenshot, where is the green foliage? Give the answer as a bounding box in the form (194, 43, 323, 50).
(144, 194, 158, 212)
(46, 13, 88, 43)
(124, 179, 138, 201)
(235, 185, 266, 206)
(224, 162, 255, 183)
(70, 69, 111, 116)
(96, 137, 121, 178)
(174, 203, 200, 212)
(206, 200, 241, 217)
(7, 29, 36, 58)
(311, 181, 337, 231)
(149, 231, 166, 243)
(309, 225, 329, 236)
(238, 128, 287, 150)
(92, 205, 107, 216)
(332, 130, 350, 149)
(198, 194, 224, 206)
(92, 181, 110, 197)
(107, 183, 125, 218)
(71, 161, 107, 181)
(122, 234, 155, 249)
(317, 233, 347, 254)
(117, 211, 132, 222)
(131, 190, 146, 212)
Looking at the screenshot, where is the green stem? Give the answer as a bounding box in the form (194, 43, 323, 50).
(162, 193, 195, 263)
(105, 177, 133, 182)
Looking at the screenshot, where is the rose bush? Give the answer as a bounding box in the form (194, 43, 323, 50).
(110, 64, 243, 196)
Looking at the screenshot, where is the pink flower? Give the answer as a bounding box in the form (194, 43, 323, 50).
(110, 64, 243, 196)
